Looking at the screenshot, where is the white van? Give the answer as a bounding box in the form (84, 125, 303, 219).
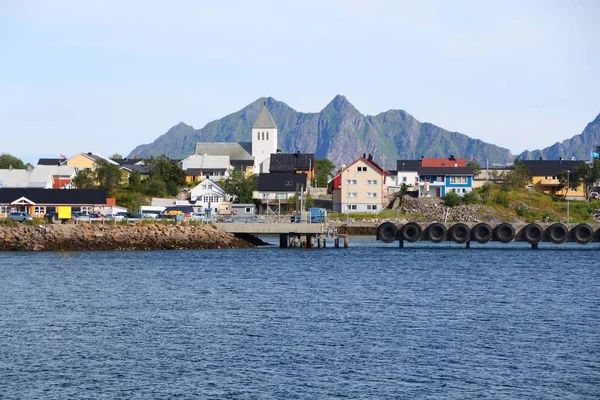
(140, 206, 166, 219)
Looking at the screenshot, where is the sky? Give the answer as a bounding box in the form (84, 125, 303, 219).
(1, 0, 599, 163)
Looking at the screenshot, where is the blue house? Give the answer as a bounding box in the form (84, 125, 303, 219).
(417, 166, 474, 198)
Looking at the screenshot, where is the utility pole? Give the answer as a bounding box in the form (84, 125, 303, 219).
(567, 170, 570, 224)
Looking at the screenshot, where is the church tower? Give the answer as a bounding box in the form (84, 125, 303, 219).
(252, 102, 278, 173)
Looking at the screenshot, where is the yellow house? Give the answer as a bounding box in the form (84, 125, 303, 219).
(522, 160, 586, 199)
(331, 154, 387, 213)
(67, 152, 118, 172)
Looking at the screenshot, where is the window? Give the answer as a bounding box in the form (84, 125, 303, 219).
(81, 206, 91, 212)
(552, 176, 557, 180)
(367, 205, 378, 211)
(201, 184, 207, 189)
(347, 204, 357, 210)
(367, 192, 378, 198)
(34, 206, 45, 214)
(245, 207, 252, 213)
(0, 206, 9, 214)
(347, 192, 357, 198)
(425, 176, 431, 182)
(285, 180, 293, 187)
(449, 176, 467, 184)
(276, 193, 288, 200)
(346, 179, 357, 185)
(257, 132, 260, 140)
(262, 132, 265, 140)
(357, 166, 367, 172)
(262, 193, 269, 199)
(462, 188, 467, 193)
(403, 176, 407, 182)
(266, 132, 269, 140)
(208, 184, 213, 189)
(367, 179, 378, 185)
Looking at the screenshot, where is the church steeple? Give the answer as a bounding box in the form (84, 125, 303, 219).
(253, 101, 277, 129)
(251, 100, 278, 173)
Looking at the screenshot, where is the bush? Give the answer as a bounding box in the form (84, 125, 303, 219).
(445, 191, 462, 207)
(462, 191, 479, 205)
(494, 192, 510, 207)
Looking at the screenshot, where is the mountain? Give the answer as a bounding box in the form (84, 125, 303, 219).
(128, 95, 514, 166)
(518, 114, 600, 161)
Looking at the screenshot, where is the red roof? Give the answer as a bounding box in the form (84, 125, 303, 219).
(421, 157, 467, 167)
(331, 156, 389, 189)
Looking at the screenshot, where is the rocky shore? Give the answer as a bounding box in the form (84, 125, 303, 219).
(0, 223, 253, 251)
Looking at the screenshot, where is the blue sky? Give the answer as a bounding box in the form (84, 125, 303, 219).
(1, 0, 599, 162)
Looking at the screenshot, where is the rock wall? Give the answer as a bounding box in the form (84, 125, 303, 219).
(0, 223, 253, 251)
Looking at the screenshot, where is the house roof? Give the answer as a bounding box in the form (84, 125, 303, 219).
(180, 154, 230, 170)
(269, 153, 315, 172)
(194, 142, 254, 161)
(253, 103, 277, 129)
(421, 157, 467, 167)
(396, 160, 422, 171)
(0, 188, 107, 205)
(119, 164, 152, 174)
(257, 173, 308, 192)
(76, 153, 119, 165)
(520, 160, 584, 176)
(417, 166, 474, 175)
(0, 166, 76, 188)
(111, 158, 144, 166)
(37, 158, 64, 166)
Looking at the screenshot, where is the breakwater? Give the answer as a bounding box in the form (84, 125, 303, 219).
(0, 223, 253, 251)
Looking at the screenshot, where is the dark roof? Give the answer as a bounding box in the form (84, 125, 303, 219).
(257, 173, 308, 192)
(37, 158, 64, 166)
(520, 160, 584, 176)
(417, 167, 474, 175)
(185, 168, 226, 176)
(0, 188, 107, 205)
(269, 153, 315, 172)
(119, 164, 152, 174)
(230, 160, 254, 170)
(396, 160, 422, 171)
(111, 158, 143, 165)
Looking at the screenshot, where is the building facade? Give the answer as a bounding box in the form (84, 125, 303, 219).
(331, 155, 386, 213)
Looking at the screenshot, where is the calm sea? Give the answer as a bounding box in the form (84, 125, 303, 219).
(0, 238, 599, 399)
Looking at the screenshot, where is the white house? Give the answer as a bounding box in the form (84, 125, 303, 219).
(190, 178, 228, 212)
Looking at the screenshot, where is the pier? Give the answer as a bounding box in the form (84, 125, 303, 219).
(216, 222, 349, 248)
(376, 222, 600, 249)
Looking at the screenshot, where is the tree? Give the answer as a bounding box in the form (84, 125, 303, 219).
(128, 170, 142, 191)
(575, 160, 600, 201)
(95, 160, 122, 196)
(111, 153, 123, 160)
(144, 177, 167, 197)
(72, 169, 96, 189)
(0, 153, 26, 169)
(394, 183, 409, 211)
(467, 161, 481, 177)
(504, 160, 531, 189)
(556, 170, 581, 198)
(445, 191, 462, 207)
(221, 170, 256, 203)
(315, 159, 336, 187)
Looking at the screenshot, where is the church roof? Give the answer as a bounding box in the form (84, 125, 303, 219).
(253, 103, 277, 129)
(194, 142, 254, 161)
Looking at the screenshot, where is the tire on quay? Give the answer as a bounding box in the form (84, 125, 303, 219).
(448, 223, 470, 244)
(471, 223, 493, 244)
(377, 222, 398, 244)
(522, 223, 544, 244)
(426, 223, 447, 243)
(571, 223, 594, 244)
(494, 223, 515, 243)
(401, 222, 422, 242)
(545, 223, 569, 244)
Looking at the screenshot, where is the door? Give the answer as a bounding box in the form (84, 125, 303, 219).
(436, 188, 441, 197)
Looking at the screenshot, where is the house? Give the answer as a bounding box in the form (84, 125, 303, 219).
(194, 102, 279, 174)
(178, 154, 232, 183)
(189, 178, 228, 212)
(66, 152, 118, 172)
(37, 158, 66, 166)
(331, 154, 387, 213)
(269, 152, 316, 181)
(417, 166, 474, 197)
(0, 166, 76, 189)
(0, 188, 107, 218)
(521, 159, 586, 199)
(230, 203, 257, 218)
(386, 160, 421, 192)
(254, 173, 308, 214)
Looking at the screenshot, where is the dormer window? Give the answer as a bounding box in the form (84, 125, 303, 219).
(284, 180, 293, 186)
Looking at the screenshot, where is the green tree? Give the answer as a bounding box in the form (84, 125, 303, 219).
(128, 170, 142, 191)
(111, 153, 123, 160)
(504, 160, 532, 189)
(0, 153, 26, 169)
(575, 160, 600, 201)
(72, 169, 96, 189)
(444, 191, 462, 207)
(556, 170, 581, 198)
(315, 159, 336, 187)
(394, 183, 409, 211)
(221, 170, 256, 203)
(144, 177, 167, 197)
(95, 160, 122, 196)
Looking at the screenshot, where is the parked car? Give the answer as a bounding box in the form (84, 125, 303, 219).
(71, 212, 91, 221)
(189, 212, 208, 222)
(9, 212, 33, 222)
(44, 212, 59, 223)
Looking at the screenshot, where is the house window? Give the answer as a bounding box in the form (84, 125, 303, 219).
(245, 207, 252, 213)
(367, 179, 378, 185)
(552, 176, 557, 180)
(367, 205, 378, 211)
(0, 206, 9, 214)
(208, 184, 213, 189)
(201, 184, 207, 189)
(357, 166, 367, 172)
(425, 176, 431, 182)
(403, 176, 407, 182)
(347, 204, 357, 210)
(34, 206, 45, 214)
(462, 188, 466, 193)
(367, 192, 378, 198)
(284, 180, 293, 187)
(262, 193, 269, 199)
(347, 192, 357, 198)
(450, 176, 467, 184)
(346, 179, 357, 185)
(276, 193, 288, 200)
(81, 206, 91, 213)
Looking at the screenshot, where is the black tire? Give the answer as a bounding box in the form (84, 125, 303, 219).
(427, 223, 447, 243)
(471, 223, 493, 243)
(545, 223, 568, 244)
(571, 223, 593, 244)
(449, 223, 471, 244)
(522, 223, 544, 244)
(494, 223, 515, 243)
(401, 222, 422, 242)
(377, 222, 398, 244)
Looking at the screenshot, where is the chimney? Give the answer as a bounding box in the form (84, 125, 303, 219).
(368, 154, 373, 161)
(88, 152, 92, 155)
(559, 157, 562, 161)
(421, 156, 424, 159)
(539, 157, 543, 160)
(449, 154, 455, 160)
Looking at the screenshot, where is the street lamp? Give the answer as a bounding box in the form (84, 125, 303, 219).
(567, 170, 570, 225)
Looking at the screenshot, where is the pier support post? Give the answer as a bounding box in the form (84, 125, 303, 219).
(323, 239, 327, 248)
(466, 240, 471, 249)
(307, 234, 314, 248)
(531, 243, 539, 250)
(334, 238, 339, 248)
(343, 234, 349, 248)
(399, 239, 404, 248)
(279, 234, 288, 248)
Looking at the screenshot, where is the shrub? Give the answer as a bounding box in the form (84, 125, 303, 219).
(462, 191, 479, 205)
(445, 191, 462, 207)
(494, 192, 510, 207)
